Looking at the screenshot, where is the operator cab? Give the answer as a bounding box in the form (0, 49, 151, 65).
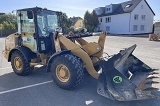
(17, 7, 62, 53)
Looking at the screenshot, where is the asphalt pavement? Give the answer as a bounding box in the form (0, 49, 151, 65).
(0, 36, 160, 106)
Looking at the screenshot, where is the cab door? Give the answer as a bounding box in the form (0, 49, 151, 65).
(35, 11, 55, 54)
(17, 11, 37, 52)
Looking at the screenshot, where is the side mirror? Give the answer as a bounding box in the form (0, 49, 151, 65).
(27, 10, 33, 19)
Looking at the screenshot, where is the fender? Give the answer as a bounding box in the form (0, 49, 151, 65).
(46, 50, 71, 72)
(8, 46, 37, 62)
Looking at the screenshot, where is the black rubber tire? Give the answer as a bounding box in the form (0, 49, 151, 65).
(51, 54, 84, 90)
(11, 50, 33, 76)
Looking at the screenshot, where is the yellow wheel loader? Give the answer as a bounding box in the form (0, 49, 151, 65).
(2, 7, 160, 101)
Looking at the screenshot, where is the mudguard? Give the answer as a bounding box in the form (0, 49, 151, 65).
(8, 46, 37, 62)
(97, 44, 160, 101)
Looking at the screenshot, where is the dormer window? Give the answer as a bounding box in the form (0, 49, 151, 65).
(106, 8, 110, 12)
(126, 3, 132, 8)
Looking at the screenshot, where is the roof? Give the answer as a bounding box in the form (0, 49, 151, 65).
(98, 0, 155, 17)
(70, 17, 83, 26)
(144, 0, 155, 15)
(0, 13, 5, 15)
(17, 7, 42, 11)
(17, 7, 61, 13)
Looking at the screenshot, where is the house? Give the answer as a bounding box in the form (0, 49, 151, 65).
(0, 13, 5, 15)
(95, 0, 155, 35)
(70, 17, 84, 30)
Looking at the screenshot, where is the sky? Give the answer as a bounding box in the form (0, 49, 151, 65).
(0, 0, 159, 21)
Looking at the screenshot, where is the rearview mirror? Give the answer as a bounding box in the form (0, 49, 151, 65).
(27, 10, 33, 19)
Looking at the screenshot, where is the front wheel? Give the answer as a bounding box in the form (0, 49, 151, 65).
(51, 54, 84, 90)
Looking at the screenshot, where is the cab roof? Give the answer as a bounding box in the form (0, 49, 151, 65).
(17, 7, 60, 13)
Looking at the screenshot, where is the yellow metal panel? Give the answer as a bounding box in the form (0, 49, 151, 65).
(82, 42, 101, 56)
(93, 31, 107, 57)
(2, 50, 9, 60)
(5, 33, 19, 51)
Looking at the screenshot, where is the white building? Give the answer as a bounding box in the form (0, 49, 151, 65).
(95, 0, 155, 34)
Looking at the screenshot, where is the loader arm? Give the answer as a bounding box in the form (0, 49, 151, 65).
(57, 32, 107, 79)
(74, 31, 106, 57)
(58, 34, 99, 79)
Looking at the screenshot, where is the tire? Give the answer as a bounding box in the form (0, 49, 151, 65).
(51, 53, 84, 90)
(11, 50, 33, 76)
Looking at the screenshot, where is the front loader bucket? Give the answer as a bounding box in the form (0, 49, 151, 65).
(97, 44, 160, 101)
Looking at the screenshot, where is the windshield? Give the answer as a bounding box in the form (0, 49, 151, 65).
(37, 10, 58, 37)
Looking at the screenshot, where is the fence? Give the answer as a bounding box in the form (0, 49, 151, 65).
(0, 29, 17, 37)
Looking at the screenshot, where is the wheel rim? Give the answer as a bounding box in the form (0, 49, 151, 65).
(14, 57, 23, 71)
(56, 64, 70, 83)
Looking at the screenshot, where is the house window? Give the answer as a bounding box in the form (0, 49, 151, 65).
(100, 18, 102, 22)
(133, 25, 138, 31)
(141, 15, 145, 20)
(134, 14, 138, 20)
(106, 26, 110, 31)
(106, 17, 111, 23)
(140, 25, 145, 31)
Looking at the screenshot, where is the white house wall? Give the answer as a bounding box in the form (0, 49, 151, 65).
(130, 0, 154, 34)
(99, 13, 130, 34)
(98, 0, 154, 35)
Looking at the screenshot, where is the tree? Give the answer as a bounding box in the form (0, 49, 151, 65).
(0, 13, 17, 30)
(92, 10, 99, 29)
(84, 10, 99, 32)
(2, 21, 16, 30)
(61, 13, 72, 28)
(84, 11, 92, 32)
(60, 13, 73, 34)
(0, 24, 4, 30)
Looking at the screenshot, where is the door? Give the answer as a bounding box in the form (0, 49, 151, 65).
(36, 10, 58, 53)
(17, 11, 37, 52)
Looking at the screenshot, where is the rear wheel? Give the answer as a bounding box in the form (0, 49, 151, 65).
(51, 54, 84, 90)
(11, 51, 33, 76)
